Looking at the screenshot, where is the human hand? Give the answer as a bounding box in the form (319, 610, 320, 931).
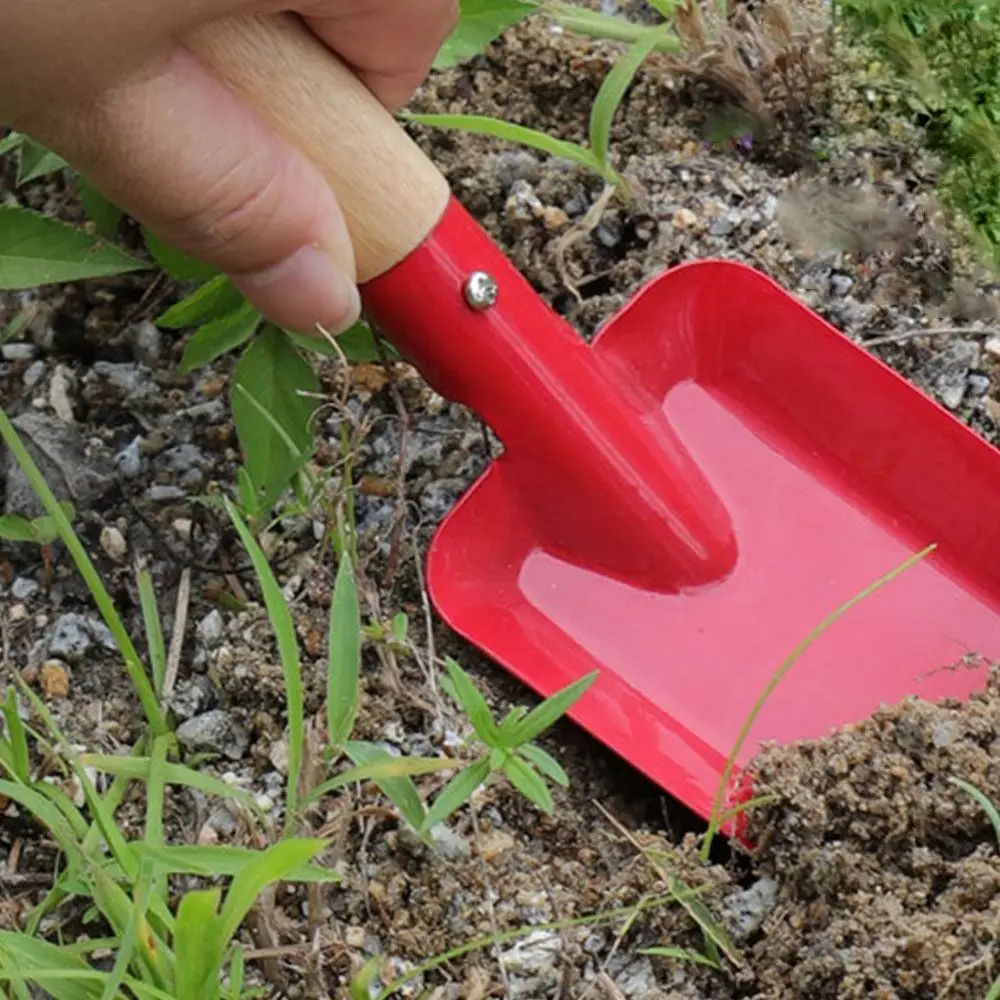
(0, 1, 457, 334)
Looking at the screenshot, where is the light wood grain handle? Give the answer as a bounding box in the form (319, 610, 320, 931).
(184, 12, 451, 284)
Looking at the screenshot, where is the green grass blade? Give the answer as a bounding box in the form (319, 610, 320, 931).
(0, 933, 102, 1000)
(0, 780, 86, 863)
(223, 496, 304, 829)
(327, 550, 361, 753)
(502, 754, 554, 813)
(0, 408, 166, 734)
(507, 671, 598, 746)
(419, 757, 492, 833)
(137, 568, 166, 699)
(342, 742, 428, 836)
(98, 859, 156, 1000)
(132, 843, 340, 884)
(217, 839, 329, 946)
(2, 688, 31, 782)
(668, 873, 739, 966)
(402, 112, 603, 174)
(174, 888, 224, 1000)
(442, 658, 500, 747)
(701, 544, 937, 860)
(516, 743, 569, 787)
(80, 754, 263, 817)
(589, 25, 670, 173)
(637, 945, 719, 968)
(950, 777, 1000, 846)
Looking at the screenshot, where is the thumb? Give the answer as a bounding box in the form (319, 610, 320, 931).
(45, 47, 360, 336)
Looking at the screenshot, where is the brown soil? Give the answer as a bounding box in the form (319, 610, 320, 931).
(2, 6, 1000, 999)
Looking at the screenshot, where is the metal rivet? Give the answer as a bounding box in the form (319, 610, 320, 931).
(464, 271, 498, 310)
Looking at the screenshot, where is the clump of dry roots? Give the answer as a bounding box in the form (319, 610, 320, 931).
(659, 0, 832, 170)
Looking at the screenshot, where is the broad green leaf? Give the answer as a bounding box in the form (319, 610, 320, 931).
(434, 0, 536, 68)
(516, 743, 569, 787)
(327, 550, 361, 751)
(502, 754, 554, 813)
(18, 139, 67, 185)
(343, 741, 427, 835)
(0, 131, 24, 158)
(443, 658, 500, 746)
(0, 514, 37, 543)
(419, 757, 492, 833)
(179, 301, 260, 372)
(285, 321, 389, 363)
(496, 705, 529, 743)
(230, 325, 319, 514)
(142, 229, 218, 282)
(132, 843, 340, 883)
(589, 25, 670, 172)
(0, 206, 147, 289)
(0, 932, 101, 1000)
(78, 178, 124, 241)
(158, 274, 247, 330)
(79, 754, 261, 815)
(174, 888, 224, 1000)
(223, 498, 304, 828)
(402, 112, 603, 176)
(507, 671, 598, 746)
(217, 838, 328, 946)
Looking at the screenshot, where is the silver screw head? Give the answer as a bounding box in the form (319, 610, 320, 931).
(464, 271, 498, 310)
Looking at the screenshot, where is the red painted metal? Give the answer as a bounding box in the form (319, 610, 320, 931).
(362, 195, 1000, 831)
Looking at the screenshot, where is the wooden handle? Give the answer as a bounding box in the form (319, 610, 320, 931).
(184, 12, 451, 284)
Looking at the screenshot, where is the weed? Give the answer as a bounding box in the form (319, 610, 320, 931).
(835, 0, 1000, 269)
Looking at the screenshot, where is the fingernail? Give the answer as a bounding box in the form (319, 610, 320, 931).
(233, 245, 361, 336)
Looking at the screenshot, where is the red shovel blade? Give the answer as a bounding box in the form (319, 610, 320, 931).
(363, 198, 1000, 827)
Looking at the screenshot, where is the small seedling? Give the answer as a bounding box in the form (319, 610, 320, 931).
(0, 501, 75, 591)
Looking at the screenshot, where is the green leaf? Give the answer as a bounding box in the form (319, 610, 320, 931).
(142, 229, 219, 282)
(667, 873, 740, 966)
(327, 550, 361, 752)
(137, 567, 166, 699)
(0, 932, 102, 1000)
(0, 206, 148, 289)
(589, 24, 670, 172)
(391, 613, 408, 643)
(637, 946, 720, 968)
(1, 690, 30, 784)
(179, 301, 261, 372)
(80, 754, 262, 815)
(158, 274, 248, 330)
(507, 671, 598, 746)
(342, 741, 428, 835)
(502, 754, 554, 813)
(516, 743, 569, 787)
(285, 321, 388, 363)
(18, 139, 67, 185)
(217, 838, 328, 946)
(174, 888, 224, 1000)
(0, 514, 37, 543)
(230, 325, 319, 514)
(443, 658, 500, 747)
(78, 178, 124, 241)
(419, 757, 492, 833)
(0, 132, 25, 158)
(132, 843, 340, 883)
(950, 777, 1000, 846)
(402, 112, 604, 176)
(223, 498, 304, 829)
(434, 0, 536, 68)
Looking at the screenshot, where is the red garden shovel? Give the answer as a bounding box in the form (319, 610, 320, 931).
(189, 14, 1000, 832)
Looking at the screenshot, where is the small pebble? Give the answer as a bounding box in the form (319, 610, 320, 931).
(985, 337, 1000, 361)
(115, 437, 144, 479)
(40, 660, 70, 699)
(22, 360, 45, 389)
(49, 367, 75, 422)
(196, 610, 224, 648)
(671, 207, 698, 229)
(99, 526, 127, 561)
(2, 342, 36, 362)
(146, 485, 185, 502)
(8, 604, 27, 623)
(11, 577, 39, 601)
